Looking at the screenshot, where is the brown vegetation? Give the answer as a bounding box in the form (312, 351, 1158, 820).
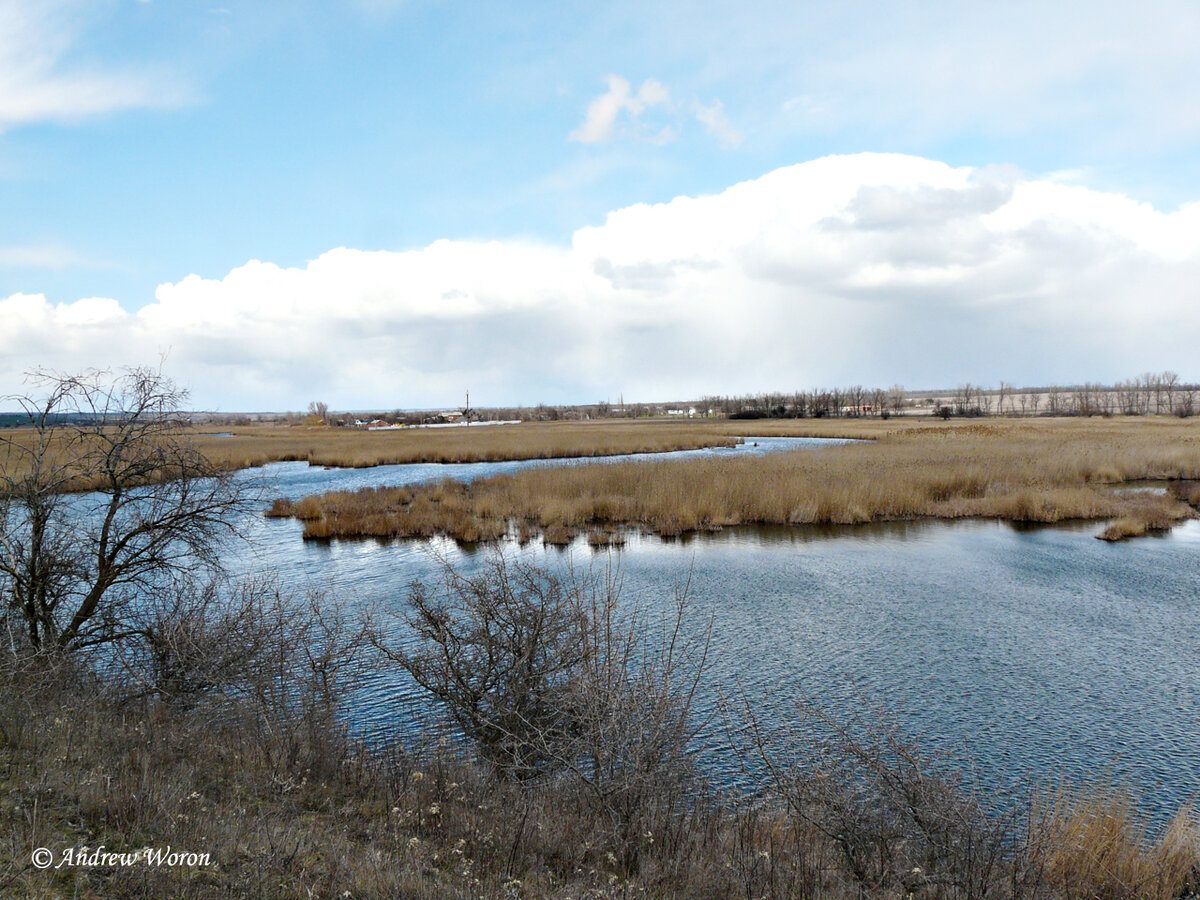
(1030, 785, 1200, 900)
(4, 560, 1195, 899)
(191, 420, 748, 469)
(0, 420, 751, 483)
(269, 417, 1200, 544)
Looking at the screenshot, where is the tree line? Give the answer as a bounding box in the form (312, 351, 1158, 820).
(702, 372, 1199, 420)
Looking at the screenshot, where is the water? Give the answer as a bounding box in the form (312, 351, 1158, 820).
(228, 438, 1200, 820)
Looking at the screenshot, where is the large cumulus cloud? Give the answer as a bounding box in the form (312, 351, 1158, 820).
(4, 153, 1199, 409)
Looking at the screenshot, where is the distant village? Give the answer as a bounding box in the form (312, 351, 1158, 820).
(164, 372, 1199, 427)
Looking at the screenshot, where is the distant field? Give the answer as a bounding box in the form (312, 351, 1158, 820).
(267, 417, 1200, 543)
(187, 420, 754, 469)
(188, 418, 932, 470)
(0, 416, 893, 485)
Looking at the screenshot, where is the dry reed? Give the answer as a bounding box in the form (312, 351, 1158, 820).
(1029, 784, 1200, 900)
(270, 418, 1200, 543)
(191, 420, 749, 469)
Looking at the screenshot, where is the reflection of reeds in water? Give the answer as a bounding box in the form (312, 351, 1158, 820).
(268, 418, 1200, 544)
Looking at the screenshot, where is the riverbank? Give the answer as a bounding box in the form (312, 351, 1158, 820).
(4, 642, 1195, 899)
(191, 420, 752, 470)
(266, 418, 1200, 543)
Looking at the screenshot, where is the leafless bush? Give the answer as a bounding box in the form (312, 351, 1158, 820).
(376, 555, 592, 781)
(377, 553, 713, 874)
(112, 575, 282, 706)
(561, 571, 712, 872)
(734, 695, 1037, 898)
(109, 573, 374, 778)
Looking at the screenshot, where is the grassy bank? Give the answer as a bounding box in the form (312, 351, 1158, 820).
(4, 652, 1196, 899)
(267, 417, 1200, 543)
(189, 421, 753, 470)
(0, 420, 750, 482)
(3, 556, 1196, 898)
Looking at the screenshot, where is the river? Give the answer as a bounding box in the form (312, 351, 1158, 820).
(227, 436, 1200, 820)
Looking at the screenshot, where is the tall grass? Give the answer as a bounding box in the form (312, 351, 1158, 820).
(1029, 785, 1199, 900)
(269, 418, 1200, 543)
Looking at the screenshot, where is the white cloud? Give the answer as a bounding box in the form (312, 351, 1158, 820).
(569, 75, 673, 144)
(0, 0, 190, 131)
(570, 75, 744, 148)
(693, 99, 742, 147)
(4, 153, 1200, 409)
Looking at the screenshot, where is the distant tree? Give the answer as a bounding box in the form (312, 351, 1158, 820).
(1162, 371, 1180, 415)
(1045, 386, 1064, 416)
(997, 381, 1013, 416)
(954, 383, 982, 417)
(306, 401, 330, 425)
(870, 388, 888, 418)
(1175, 388, 1196, 418)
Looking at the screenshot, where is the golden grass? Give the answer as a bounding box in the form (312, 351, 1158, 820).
(270, 417, 1200, 543)
(188, 420, 755, 469)
(1031, 785, 1200, 900)
(0, 419, 753, 482)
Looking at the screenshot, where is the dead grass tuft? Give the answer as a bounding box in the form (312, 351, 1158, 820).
(1030, 785, 1200, 900)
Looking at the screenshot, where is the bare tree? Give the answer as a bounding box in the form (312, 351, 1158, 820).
(1176, 387, 1196, 418)
(0, 368, 249, 654)
(306, 400, 330, 424)
(954, 383, 981, 417)
(1138, 373, 1156, 415)
(870, 387, 888, 417)
(1045, 385, 1064, 416)
(845, 385, 866, 417)
(1162, 371, 1180, 415)
(997, 381, 1013, 416)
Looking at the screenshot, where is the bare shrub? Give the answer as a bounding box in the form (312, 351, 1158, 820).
(109, 573, 373, 778)
(376, 555, 592, 781)
(561, 572, 712, 872)
(735, 696, 1031, 899)
(377, 554, 713, 875)
(113, 575, 284, 706)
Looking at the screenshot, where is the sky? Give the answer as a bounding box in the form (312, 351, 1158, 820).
(2, 0, 1200, 410)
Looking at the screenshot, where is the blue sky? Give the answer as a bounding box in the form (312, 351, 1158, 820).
(3, 0, 1200, 408)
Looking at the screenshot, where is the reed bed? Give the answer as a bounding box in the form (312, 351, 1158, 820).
(0, 416, 918, 482)
(1030, 785, 1200, 900)
(268, 418, 1200, 543)
(190, 420, 750, 469)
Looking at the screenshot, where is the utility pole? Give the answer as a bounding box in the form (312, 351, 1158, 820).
(465, 389, 470, 426)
